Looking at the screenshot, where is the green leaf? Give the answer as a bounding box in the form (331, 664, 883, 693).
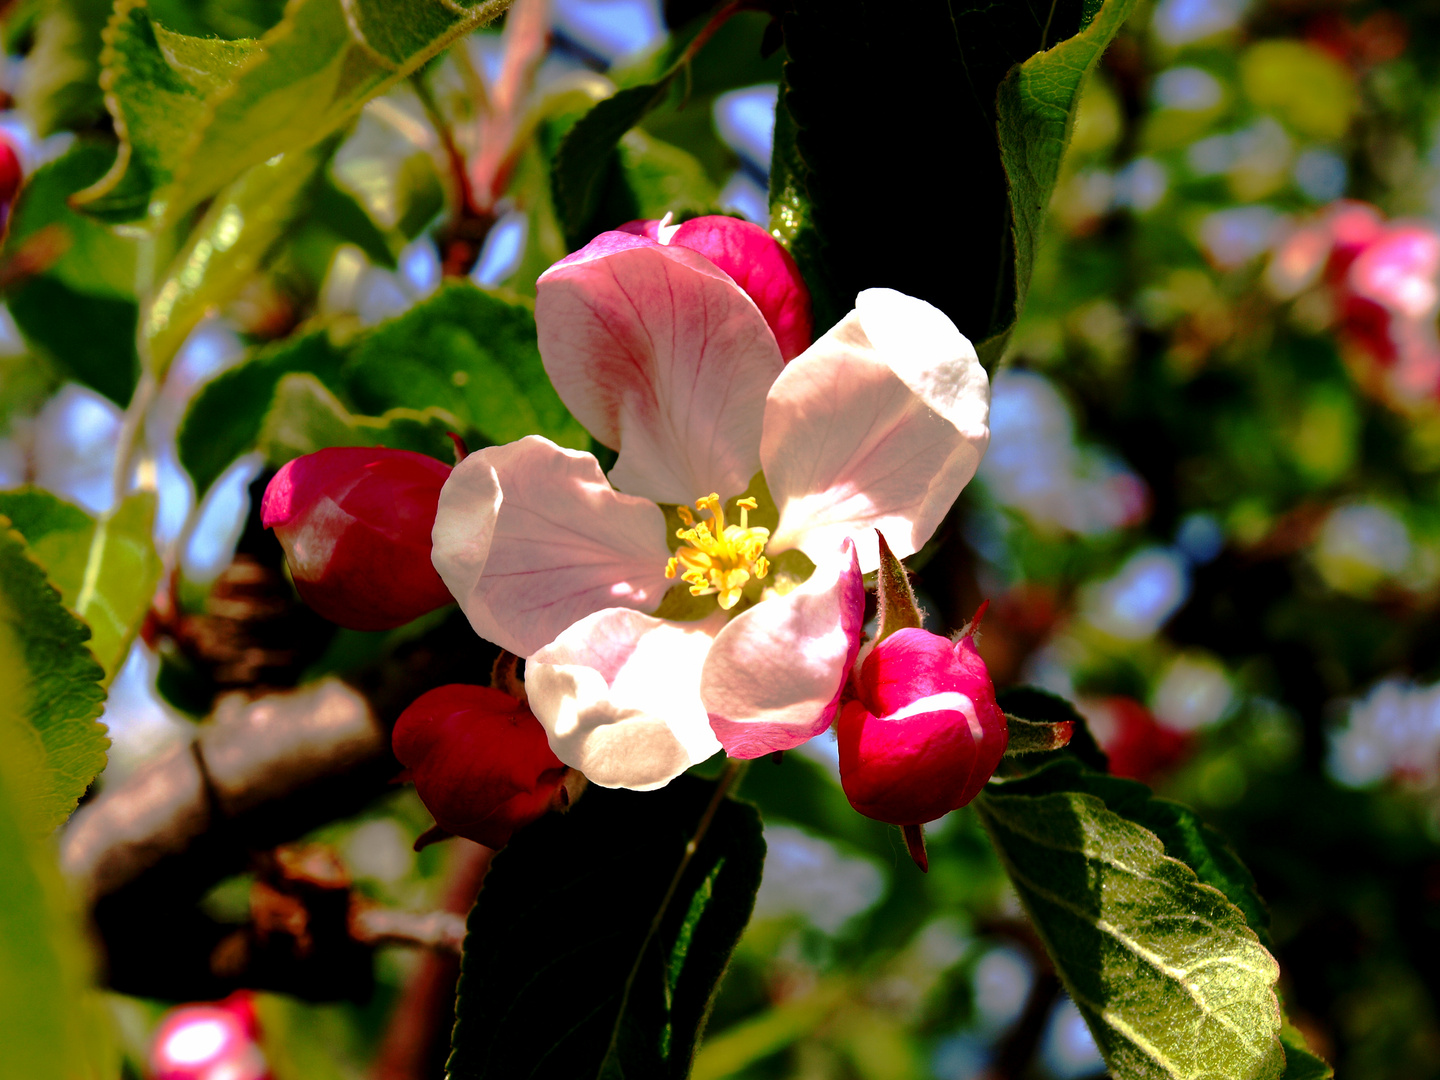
(257, 372, 463, 465)
(1, 141, 140, 405)
(551, 80, 672, 248)
(0, 518, 108, 831)
(178, 328, 345, 496)
(448, 775, 764, 1079)
(144, 134, 339, 375)
(74, 1, 262, 223)
(1279, 1026, 1333, 1080)
(77, 0, 511, 225)
(343, 281, 589, 450)
(0, 704, 113, 1080)
(975, 765, 1284, 1080)
(15, 0, 112, 135)
(774, 0, 1135, 356)
(0, 488, 161, 684)
(995, 0, 1142, 354)
(994, 758, 1273, 949)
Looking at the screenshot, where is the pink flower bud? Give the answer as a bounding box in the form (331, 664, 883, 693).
(149, 994, 269, 1080)
(837, 627, 1008, 826)
(261, 447, 454, 631)
(392, 684, 569, 850)
(619, 215, 813, 360)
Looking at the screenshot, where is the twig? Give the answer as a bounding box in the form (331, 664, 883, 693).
(351, 906, 469, 955)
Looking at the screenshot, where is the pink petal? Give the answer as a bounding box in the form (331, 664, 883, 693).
(527, 608, 726, 790)
(702, 540, 864, 758)
(431, 435, 673, 657)
(761, 288, 990, 573)
(621, 216, 813, 361)
(536, 233, 784, 505)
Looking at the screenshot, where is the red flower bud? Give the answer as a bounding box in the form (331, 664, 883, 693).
(149, 994, 269, 1080)
(260, 447, 454, 631)
(619, 214, 813, 360)
(392, 684, 568, 850)
(0, 136, 21, 216)
(837, 627, 1009, 825)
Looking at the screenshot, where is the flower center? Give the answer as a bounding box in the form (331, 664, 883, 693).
(665, 493, 771, 610)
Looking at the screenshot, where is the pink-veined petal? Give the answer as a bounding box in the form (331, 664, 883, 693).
(702, 540, 864, 758)
(431, 436, 673, 657)
(761, 288, 990, 573)
(536, 233, 784, 505)
(527, 609, 727, 790)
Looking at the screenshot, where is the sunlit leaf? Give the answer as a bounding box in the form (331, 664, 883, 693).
(343, 281, 589, 450)
(144, 135, 339, 374)
(257, 372, 463, 465)
(0, 488, 161, 684)
(976, 762, 1285, 1080)
(0, 518, 108, 830)
(77, 0, 511, 225)
(14, 0, 111, 136)
(0, 705, 113, 1080)
(448, 775, 764, 1079)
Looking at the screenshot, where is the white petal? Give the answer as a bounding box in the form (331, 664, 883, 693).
(431, 436, 673, 657)
(536, 237, 783, 505)
(527, 609, 726, 789)
(761, 288, 990, 572)
(702, 541, 865, 758)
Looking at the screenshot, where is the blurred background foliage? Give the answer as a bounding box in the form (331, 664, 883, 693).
(4, 0, 1440, 1075)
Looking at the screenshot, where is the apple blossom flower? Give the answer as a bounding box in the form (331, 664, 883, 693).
(262, 446, 454, 631)
(431, 226, 990, 790)
(393, 684, 569, 849)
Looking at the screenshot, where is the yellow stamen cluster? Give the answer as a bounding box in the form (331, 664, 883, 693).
(665, 494, 770, 610)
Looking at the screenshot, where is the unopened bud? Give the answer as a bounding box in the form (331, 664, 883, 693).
(261, 447, 454, 631)
(838, 625, 1008, 827)
(0, 136, 21, 217)
(392, 684, 569, 850)
(619, 214, 813, 360)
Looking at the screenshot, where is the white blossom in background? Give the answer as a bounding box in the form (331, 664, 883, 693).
(1151, 652, 1233, 731)
(1313, 501, 1413, 595)
(1080, 548, 1191, 640)
(1330, 678, 1440, 788)
(99, 643, 191, 784)
(751, 825, 885, 934)
(979, 370, 1147, 536)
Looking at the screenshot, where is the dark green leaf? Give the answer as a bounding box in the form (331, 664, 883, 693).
(2, 141, 140, 405)
(178, 328, 345, 496)
(996, 0, 1141, 341)
(448, 775, 764, 1080)
(144, 135, 339, 373)
(15, 0, 112, 135)
(257, 372, 463, 465)
(0, 488, 161, 683)
(551, 80, 672, 248)
(0, 518, 108, 831)
(976, 766, 1284, 1080)
(774, 0, 1135, 356)
(77, 0, 511, 225)
(343, 281, 589, 450)
(997, 685, 1109, 772)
